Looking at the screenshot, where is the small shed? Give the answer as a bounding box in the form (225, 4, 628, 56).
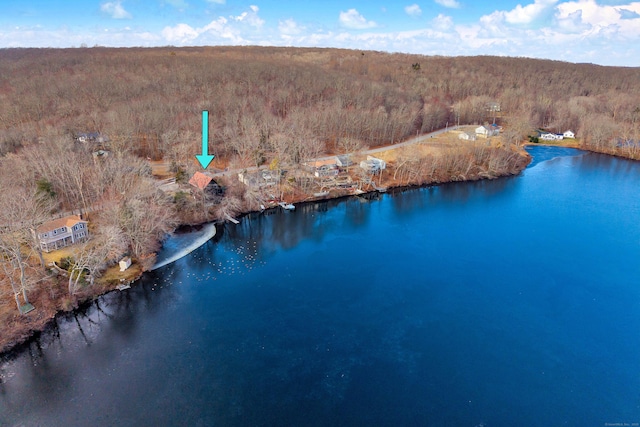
(119, 256, 132, 272)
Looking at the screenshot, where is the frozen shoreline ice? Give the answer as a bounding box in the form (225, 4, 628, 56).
(150, 222, 217, 271)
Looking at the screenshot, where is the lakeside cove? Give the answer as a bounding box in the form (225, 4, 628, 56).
(1, 145, 639, 426)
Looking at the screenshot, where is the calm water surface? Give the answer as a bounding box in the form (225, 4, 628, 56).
(1, 146, 639, 426)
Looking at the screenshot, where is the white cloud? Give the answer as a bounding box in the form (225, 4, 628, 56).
(479, 0, 560, 28)
(435, 0, 460, 9)
(339, 9, 378, 29)
(232, 5, 265, 28)
(432, 13, 453, 30)
(405, 4, 423, 17)
(503, 0, 558, 24)
(556, 0, 640, 29)
(279, 18, 303, 35)
(207, 0, 225, 3)
(554, 9, 589, 33)
(161, 22, 200, 43)
(160, 5, 266, 44)
(100, 0, 132, 19)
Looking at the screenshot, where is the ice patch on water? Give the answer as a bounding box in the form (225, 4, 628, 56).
(150, 222, 217, 271)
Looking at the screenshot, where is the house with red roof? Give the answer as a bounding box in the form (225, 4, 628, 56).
(188, 171, 224, 203)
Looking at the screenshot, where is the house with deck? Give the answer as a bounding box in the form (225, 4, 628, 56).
(360, 156, 386, 173)
(238, 170, 279, 187)
(304, 159, 339, 177)
(34, 215, 89, 253)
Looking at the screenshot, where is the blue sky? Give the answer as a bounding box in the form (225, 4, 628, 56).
(1, 0, 639, 66)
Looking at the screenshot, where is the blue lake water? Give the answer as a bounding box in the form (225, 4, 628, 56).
(1, 146, 640, 426)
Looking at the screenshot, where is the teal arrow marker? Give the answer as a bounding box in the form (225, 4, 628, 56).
(195, 110, 215, 169)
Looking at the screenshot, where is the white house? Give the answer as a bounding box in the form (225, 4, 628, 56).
(475, 125, 499, 138)
(34, 215, 89, 253)
(563, 130, 575, 139)
(360, 156, 386, 173)
(458, 132, 476, 141)
(540, 133, 563, 141)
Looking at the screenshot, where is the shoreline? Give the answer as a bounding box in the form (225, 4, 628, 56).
(0, 159, 525, 358)
(0, 141, 629, 357)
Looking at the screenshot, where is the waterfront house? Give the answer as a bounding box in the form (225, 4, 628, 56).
(563, 130, 575, 139)
(34, 215, 89, 253)
(359, 156, 386, 173)
(189, 171, 223, 202)
(540, 132, 564, 141)
(238, 170, 278, 187)
(304, 159, 339, 178)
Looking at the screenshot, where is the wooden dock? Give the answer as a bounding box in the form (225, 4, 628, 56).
(116, 282, 131, 291)
(225, 214, 240, 224)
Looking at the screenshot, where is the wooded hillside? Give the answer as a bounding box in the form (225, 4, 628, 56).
(1, 46, 639, 161)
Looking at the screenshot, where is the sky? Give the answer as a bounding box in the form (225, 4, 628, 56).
(1, 0, 640, 66)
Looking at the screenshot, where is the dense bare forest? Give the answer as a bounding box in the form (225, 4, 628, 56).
(1, 46, 640, 160)
(1, 46, 639, 352)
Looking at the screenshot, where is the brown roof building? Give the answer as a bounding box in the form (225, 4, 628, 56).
(188, 171, 214, 191)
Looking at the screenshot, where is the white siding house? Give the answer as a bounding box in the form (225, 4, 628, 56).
(458, 132, 477, 141)
(540, 133, 563, 141)
(475, 125, 499, 138)
(360, 156, 386, 173)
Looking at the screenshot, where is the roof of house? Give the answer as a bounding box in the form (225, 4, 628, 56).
(37, 215, 87, 234)
(189, 171, 214, 190)
(306, 159, 337, 168)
